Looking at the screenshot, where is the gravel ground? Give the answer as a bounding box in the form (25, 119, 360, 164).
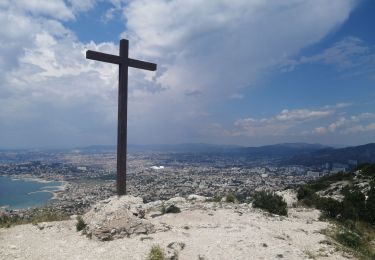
(0, 197, 353, 260)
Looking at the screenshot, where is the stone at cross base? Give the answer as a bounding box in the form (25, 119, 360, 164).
(82, 195, 155, 241)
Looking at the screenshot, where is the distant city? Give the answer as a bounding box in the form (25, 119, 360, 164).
(1, 142, 374, 214)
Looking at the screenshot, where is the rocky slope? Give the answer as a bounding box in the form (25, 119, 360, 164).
(0, 193, 354, 260)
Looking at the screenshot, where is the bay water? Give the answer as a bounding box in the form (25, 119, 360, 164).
(0, 175, 63, 209)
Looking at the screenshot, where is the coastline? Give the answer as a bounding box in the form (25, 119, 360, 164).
(0, 174, 68, 209)
(2, 174, 67, 188)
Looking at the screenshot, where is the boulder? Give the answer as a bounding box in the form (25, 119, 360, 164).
(83, 195, 155, 241)
(166, 197, 186, 204)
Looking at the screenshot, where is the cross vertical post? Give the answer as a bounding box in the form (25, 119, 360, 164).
(117, 39, 128, 195)
(86, 39, 157, 196)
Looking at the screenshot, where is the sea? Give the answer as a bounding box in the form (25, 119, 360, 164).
(0, 175, 63, 210)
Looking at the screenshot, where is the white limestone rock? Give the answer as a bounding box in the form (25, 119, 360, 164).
(187, 194, 207, 202)
(276, 189, 298, 208)
(83, 195, 155, 241)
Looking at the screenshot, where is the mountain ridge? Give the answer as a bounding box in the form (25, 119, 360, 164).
(285, 143, 375, 166)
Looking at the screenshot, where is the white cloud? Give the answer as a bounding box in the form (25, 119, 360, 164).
(313, 127, 328, 135)
(0, 1, 123, 147)
(328, 117, 346, 132)
(124, 0, 357, 97)
(301, 37, 367, 69)
(343, 123, 375, 134)
(324, 102, 352, 109)
(224, 104, 375, 139)
(282, 37, 375, 77)
(326, 113, 375, 134)
(12, 0, 75, 21)
(101, 7, 116, 22)
(67, 0, 96, 13)
(309, 112, 375, 136)
(0, 0, 362, 147)
(276, 109, 332, 121)
(119, 0, 358, 143)
(229, 106, 335, 137)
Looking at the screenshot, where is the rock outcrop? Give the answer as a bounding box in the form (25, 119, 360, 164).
(0, 194, 356, 259)
(83, 195, 155, 241)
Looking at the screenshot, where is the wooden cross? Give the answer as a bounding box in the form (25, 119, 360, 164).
(86, 39, 157, 195)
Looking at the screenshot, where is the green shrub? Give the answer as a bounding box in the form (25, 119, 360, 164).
(207, 194, 223, 202)
(302, 171, 353, 194)
(326, 222, 375, 259)
(297, 185, 315, 200)
(147, 245, 165, 260)
(301, 179, 375, 225)
(0, 215, 14, 228)
(225, 193, 236, 203)
(341, 201, 358, 221)
(252, 191, 288, 216)
(308, 181, 331, 192)
(76, 216, 87, 231)
(358, 164, 375, 177)
(234, 192, 251, 203)
(316, 197, 342, 218)
(365, 181, 375, 224)
(160, 204, 166, 214)
(31, 210, 67, 223)
(341, 189, 366, 221)
(165, 205, 181, 214)
(342, 219, 356, 230)
(336, 230, 362, 248)
(0, 209, 67, 228)
(342, 188, 366, 206)
(160, 204, 181, 214)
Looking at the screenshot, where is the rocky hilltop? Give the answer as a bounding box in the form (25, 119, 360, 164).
(0, 192, 354, 260)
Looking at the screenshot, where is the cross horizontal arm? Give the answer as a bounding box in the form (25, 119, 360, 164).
(128, 58, 157, 71)
(86, 50, 122, 64)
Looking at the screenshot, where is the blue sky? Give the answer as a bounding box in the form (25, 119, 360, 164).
(0, 0, 374, 148)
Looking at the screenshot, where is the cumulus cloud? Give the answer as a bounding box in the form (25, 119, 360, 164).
(276, 109, 332, 121)
(226, 105, 375, 139)
(67, 0, 96, 13)
(124, 0, 357, 97)
(119, 0, 359, 143)
(343, 123, 375, 134)
(228, 106, 335, 137)
(0, 1, 124, 147)
(319, 113, 375, 134)
(0, 0, 362, 147)
(11, 0, 75, 21)
(313, 127, 328, 135)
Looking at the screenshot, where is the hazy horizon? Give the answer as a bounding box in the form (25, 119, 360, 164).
(2, 141, 373, 151)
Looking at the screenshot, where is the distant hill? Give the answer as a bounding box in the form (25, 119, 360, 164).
(2, 143, 373, 166)
(284, 143, 375, 166)
(238, 143, 328, 158)
(74, 142, 328, 158)
(126, 142, 327, 156)
(127, 143, 241, 153)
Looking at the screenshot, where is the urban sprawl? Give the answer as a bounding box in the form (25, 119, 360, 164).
(0, 150, 357, 215)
